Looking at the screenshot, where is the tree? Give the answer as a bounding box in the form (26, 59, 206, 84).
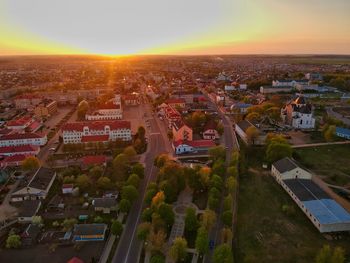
(223, 194, 233, 211)
(208, 146, 226, 161)
(226, 176, 236, 192)
(123, 146, 137, 160)
(331, 247, 345, 263)
(150, 254, 165, 263)
(185, 207, 199, 233)
(119, 199, 132, 213)
(151, 191, 165, 209)
(154, 154, 170, 168)
(121, 185, 138, 203)
(6, 234, 21, 249)
(137, 126, 146, 140)
(111, 220, 123, 236)
(112, 153, 129, 181)
(221, 211, 233, 227)
(213, 244, 233, 263)
(212, 159, 226, 177)
(158, 203, 175, 228)
(315, 245, 345, 263)
(145, 189, 157, 206)
(141, 208, 153, 222)
(148, 229, 167, 252)
(266, 141, 293, 163)
(208, 195, 219, 210)
(246, 126, 260, 144)
(169, 237, 188, 263)
(97, 177, 111, 190)
(32, 215, 43, 226)
(210, 174, 223, 190)
(22, 156, 40, 171)
(137, 222, 151, 241)
(245, 112, 260, 122)
(201, 209, 216, 231)
(126, 174, 140, 188)
(324, 125, 336, 142)
(75, 175, 91, 191)
(227, 166, 238, 178)
(62, 218, 78, 231)
(195, 227, 209, 255)
(221, 227, 233, 244)
(77, 100, 89, 120)
(89, 166, 104, 180)
(132, 163, 145, 178)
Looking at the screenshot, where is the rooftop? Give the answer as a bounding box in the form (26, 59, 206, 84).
(272, 157, 298, 174)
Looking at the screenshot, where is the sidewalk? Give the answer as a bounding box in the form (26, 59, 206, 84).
(292, 140, 350, 148)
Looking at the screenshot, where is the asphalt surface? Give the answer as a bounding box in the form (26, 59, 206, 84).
(202, 91, 239, 263)
(111, 104, 168, 263)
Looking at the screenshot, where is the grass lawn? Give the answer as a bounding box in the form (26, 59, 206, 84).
(236, 171, 350, 263)
(294, 145, 350, 186)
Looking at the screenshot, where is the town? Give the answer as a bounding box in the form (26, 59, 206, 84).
(0, 55, 350, 263)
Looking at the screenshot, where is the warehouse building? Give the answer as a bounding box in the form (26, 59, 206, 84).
(272, 157, 350, 233)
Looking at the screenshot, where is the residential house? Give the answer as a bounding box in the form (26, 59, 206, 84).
(172, 139, 216, 154)
(62, 184, 74, 194)
(92, 198, 118, 214)
(235, 120, 266, 145)
(73, 224, 107, 242)
(202, 121, 220, 140)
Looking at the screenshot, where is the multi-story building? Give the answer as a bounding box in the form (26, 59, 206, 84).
(165, 98, 186, 109)
(6, 116, 34, 130)
(14, 94, 42, 109)
(86, 95, 123, 120)
(0, 133, 47, 147)
(61, 120, 131, 144)
(0, 145, 40, 156)
(172, 120, 193, 142)
(281, 96, 315, 129)
(272, 79, 309, 87)
(34, 99, 58, 118)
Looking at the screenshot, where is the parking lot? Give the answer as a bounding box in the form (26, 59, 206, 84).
(123, 104, 147, 134)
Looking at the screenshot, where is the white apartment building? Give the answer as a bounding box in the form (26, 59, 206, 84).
(0, 133, 47, 147)
(86, 95, 123, 120)
(61, 120, 131, 144)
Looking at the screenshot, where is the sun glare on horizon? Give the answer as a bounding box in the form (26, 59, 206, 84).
(0, 0, 349, 56)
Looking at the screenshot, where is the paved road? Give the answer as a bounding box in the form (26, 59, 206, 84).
(326, 106, 350, 126)
(201, 89, 239, 263)
(111, 104, 168, 263)
(292, 140, 350, 148)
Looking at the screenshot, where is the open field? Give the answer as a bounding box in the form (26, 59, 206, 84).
(294, 145, 350, 187)
(236, 170, 350, 263)
(288, 57, 350, 65)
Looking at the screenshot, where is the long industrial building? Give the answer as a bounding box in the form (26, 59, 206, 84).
(271, 157, 350, 233)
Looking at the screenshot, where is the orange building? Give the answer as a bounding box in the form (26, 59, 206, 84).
(172, 120, 193, 141)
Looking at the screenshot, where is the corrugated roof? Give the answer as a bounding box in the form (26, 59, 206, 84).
(272, 157, 297, 174)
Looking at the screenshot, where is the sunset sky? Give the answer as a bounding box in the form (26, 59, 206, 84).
(0, 0, 349, 56)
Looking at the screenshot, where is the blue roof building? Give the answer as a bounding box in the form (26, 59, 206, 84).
(272, 158, 350, 233)
(336, 127, 350, 140)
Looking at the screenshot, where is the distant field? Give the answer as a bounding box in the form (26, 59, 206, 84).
(295, 145, 350, 187)
(288, 57, 350, 65)
(236, 171, 350, 263)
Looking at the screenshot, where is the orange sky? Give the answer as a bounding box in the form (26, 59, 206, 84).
(1, 0, 349, 56)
